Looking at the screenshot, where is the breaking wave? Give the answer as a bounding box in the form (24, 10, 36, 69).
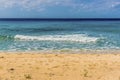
(14, 34, 99, 43)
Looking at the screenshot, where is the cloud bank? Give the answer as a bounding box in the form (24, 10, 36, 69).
(0, 0, 120, 11)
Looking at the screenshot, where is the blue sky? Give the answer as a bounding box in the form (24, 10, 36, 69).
(0, 0, 120, 18)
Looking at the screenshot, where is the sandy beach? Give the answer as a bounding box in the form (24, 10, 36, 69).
(0, 51, 120, 80)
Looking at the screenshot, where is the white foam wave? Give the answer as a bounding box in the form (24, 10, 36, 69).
(14, 34, 99, 43)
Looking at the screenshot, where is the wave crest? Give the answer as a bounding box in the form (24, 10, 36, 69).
(14, 34, 99, 43)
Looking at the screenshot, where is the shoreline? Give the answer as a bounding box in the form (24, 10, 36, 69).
(1, 49, 120, 54)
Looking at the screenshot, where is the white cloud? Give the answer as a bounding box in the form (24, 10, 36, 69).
(0, 0, 72, 10)
(0, 0, 120, 11)
(75, 0, 120, 12)
(110, 1, 120, 8)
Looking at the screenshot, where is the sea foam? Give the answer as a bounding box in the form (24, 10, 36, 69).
(14, 34, 99, 43)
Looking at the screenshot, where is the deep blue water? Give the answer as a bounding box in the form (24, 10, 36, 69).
(0, 20, 120, 51)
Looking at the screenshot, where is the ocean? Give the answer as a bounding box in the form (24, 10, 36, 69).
(0, 19, 120, 51)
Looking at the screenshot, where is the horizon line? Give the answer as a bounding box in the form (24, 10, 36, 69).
(0, 18, 120, 21)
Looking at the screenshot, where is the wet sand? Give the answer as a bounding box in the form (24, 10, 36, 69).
(0, 51, 120, 80)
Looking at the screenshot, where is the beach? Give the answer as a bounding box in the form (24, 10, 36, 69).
(0, 20, 120, 80)
(0, 50, 120, 80)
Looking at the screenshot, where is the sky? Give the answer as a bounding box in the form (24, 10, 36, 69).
(0, 0, 120, 18)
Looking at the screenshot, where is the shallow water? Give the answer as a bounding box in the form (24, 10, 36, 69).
(0, 20, 120, 51)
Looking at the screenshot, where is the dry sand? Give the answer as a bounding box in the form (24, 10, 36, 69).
(0, 51, 120, 80)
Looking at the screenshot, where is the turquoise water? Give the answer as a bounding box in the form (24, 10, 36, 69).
(0, 21, 120, 51)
